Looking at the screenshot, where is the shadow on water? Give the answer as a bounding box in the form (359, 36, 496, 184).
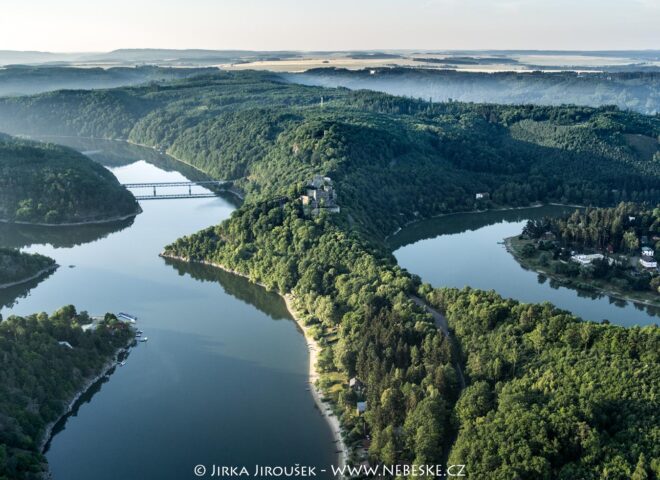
(388, 205, 578, 250)
(162, 257, 291, 321)
(0, 217, 135, 249)
(42, 364, 118, 454)
(0, 268, 57, 310)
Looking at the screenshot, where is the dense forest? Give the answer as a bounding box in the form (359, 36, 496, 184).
(0, 307, 134, 480)
(425, 287, 660, 479)
(0, 71, 657, 237)
(0, 135, 139, 224)
(0, 248, 55, 286)
(289, 68, 660, 115)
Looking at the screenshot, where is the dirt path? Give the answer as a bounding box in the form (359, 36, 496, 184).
(409, 295, 466, 389)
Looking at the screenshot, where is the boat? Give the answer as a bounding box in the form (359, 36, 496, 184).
(138, 337, 148, 342)
(117, 312, 138, 323)
(119, 361, 126, 366)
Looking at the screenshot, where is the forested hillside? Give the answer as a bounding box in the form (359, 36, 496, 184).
(0, 71, 657, 236)
(0, 307, 134, 480)
(0, 136, 139, 224)
(164, 197, 660, 478)
(425, 287, 660, 479)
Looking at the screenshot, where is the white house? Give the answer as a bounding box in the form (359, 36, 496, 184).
(571, 253, 605, 265)
(475, 192, 489, 200)
(640, 257, 658, 269)
(642, 246, 654, 257)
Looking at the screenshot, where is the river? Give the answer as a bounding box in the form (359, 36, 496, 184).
(0, 140, 336, 480)
(390, 205, 659, 327)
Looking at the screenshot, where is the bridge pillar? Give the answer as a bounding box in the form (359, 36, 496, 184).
(153, 186, 156, 196)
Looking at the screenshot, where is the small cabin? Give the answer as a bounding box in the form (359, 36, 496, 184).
(475, 192, 490, 200)
(357, 401, 367, 415)
(642, 246, 654, 257)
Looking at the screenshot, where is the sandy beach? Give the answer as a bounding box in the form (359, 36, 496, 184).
(161, 253, 350, 470)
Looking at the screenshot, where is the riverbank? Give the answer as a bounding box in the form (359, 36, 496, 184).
(160, 253, 349, 471)
(39, 344, 131, 454)
(505, 236, 660, 310)
(0, 264, 58, 290)
(385, 202, 588, 243)
(0, 208, 141, 228)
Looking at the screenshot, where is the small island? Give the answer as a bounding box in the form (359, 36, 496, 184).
(0, 134, 139, 225)
(507, 203, 660, 307)
(0, 306, 136, 480)
(0, 247, 57, 289)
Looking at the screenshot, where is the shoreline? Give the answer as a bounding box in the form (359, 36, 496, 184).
(38, 346, 128, 454)
(0, 264, 58, 290)
(384, 202, 586, 242)
(0, 208, 141, 228)
(160, 253, 349, 470)
(504, 236, 660, 310)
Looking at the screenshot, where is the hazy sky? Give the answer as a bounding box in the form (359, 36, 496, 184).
(1, 0, 658, 52)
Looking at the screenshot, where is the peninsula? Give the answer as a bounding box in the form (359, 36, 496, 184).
(0, 247, 57, 290)
(0, 134, 139, 225)
(0, 307, 136, 480)
(508, 203, 660, 307)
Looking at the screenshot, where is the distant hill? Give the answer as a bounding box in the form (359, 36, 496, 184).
(0, 65, 215, 97)
(286, 67, 660, 115)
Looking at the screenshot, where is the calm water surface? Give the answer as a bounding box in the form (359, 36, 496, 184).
(0, 141, 336, 480)
(391, 206, 659, 327)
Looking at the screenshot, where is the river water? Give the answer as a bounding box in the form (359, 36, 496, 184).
(391, 206, 659, 327)
(0, 140, 336, 480)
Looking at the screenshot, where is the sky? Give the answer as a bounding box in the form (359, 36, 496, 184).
(0, 0, 658, 52)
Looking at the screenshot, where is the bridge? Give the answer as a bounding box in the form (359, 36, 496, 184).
(122, 180, 229, 200)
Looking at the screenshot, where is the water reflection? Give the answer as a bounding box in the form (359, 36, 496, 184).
(388, 205, 576, 250)
(0, 268, 56, 310)
(163, 257, 291, 321)
(0, 217, 135, 249)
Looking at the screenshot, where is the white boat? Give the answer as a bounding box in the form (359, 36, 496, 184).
(119, 361, 126, 366)
(117, 312, 138, 323)
(139, 337, 148, 342)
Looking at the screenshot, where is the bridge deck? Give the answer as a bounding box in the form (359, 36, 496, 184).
(122, 180, 227, 188)
(133, 193, 219, 200)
